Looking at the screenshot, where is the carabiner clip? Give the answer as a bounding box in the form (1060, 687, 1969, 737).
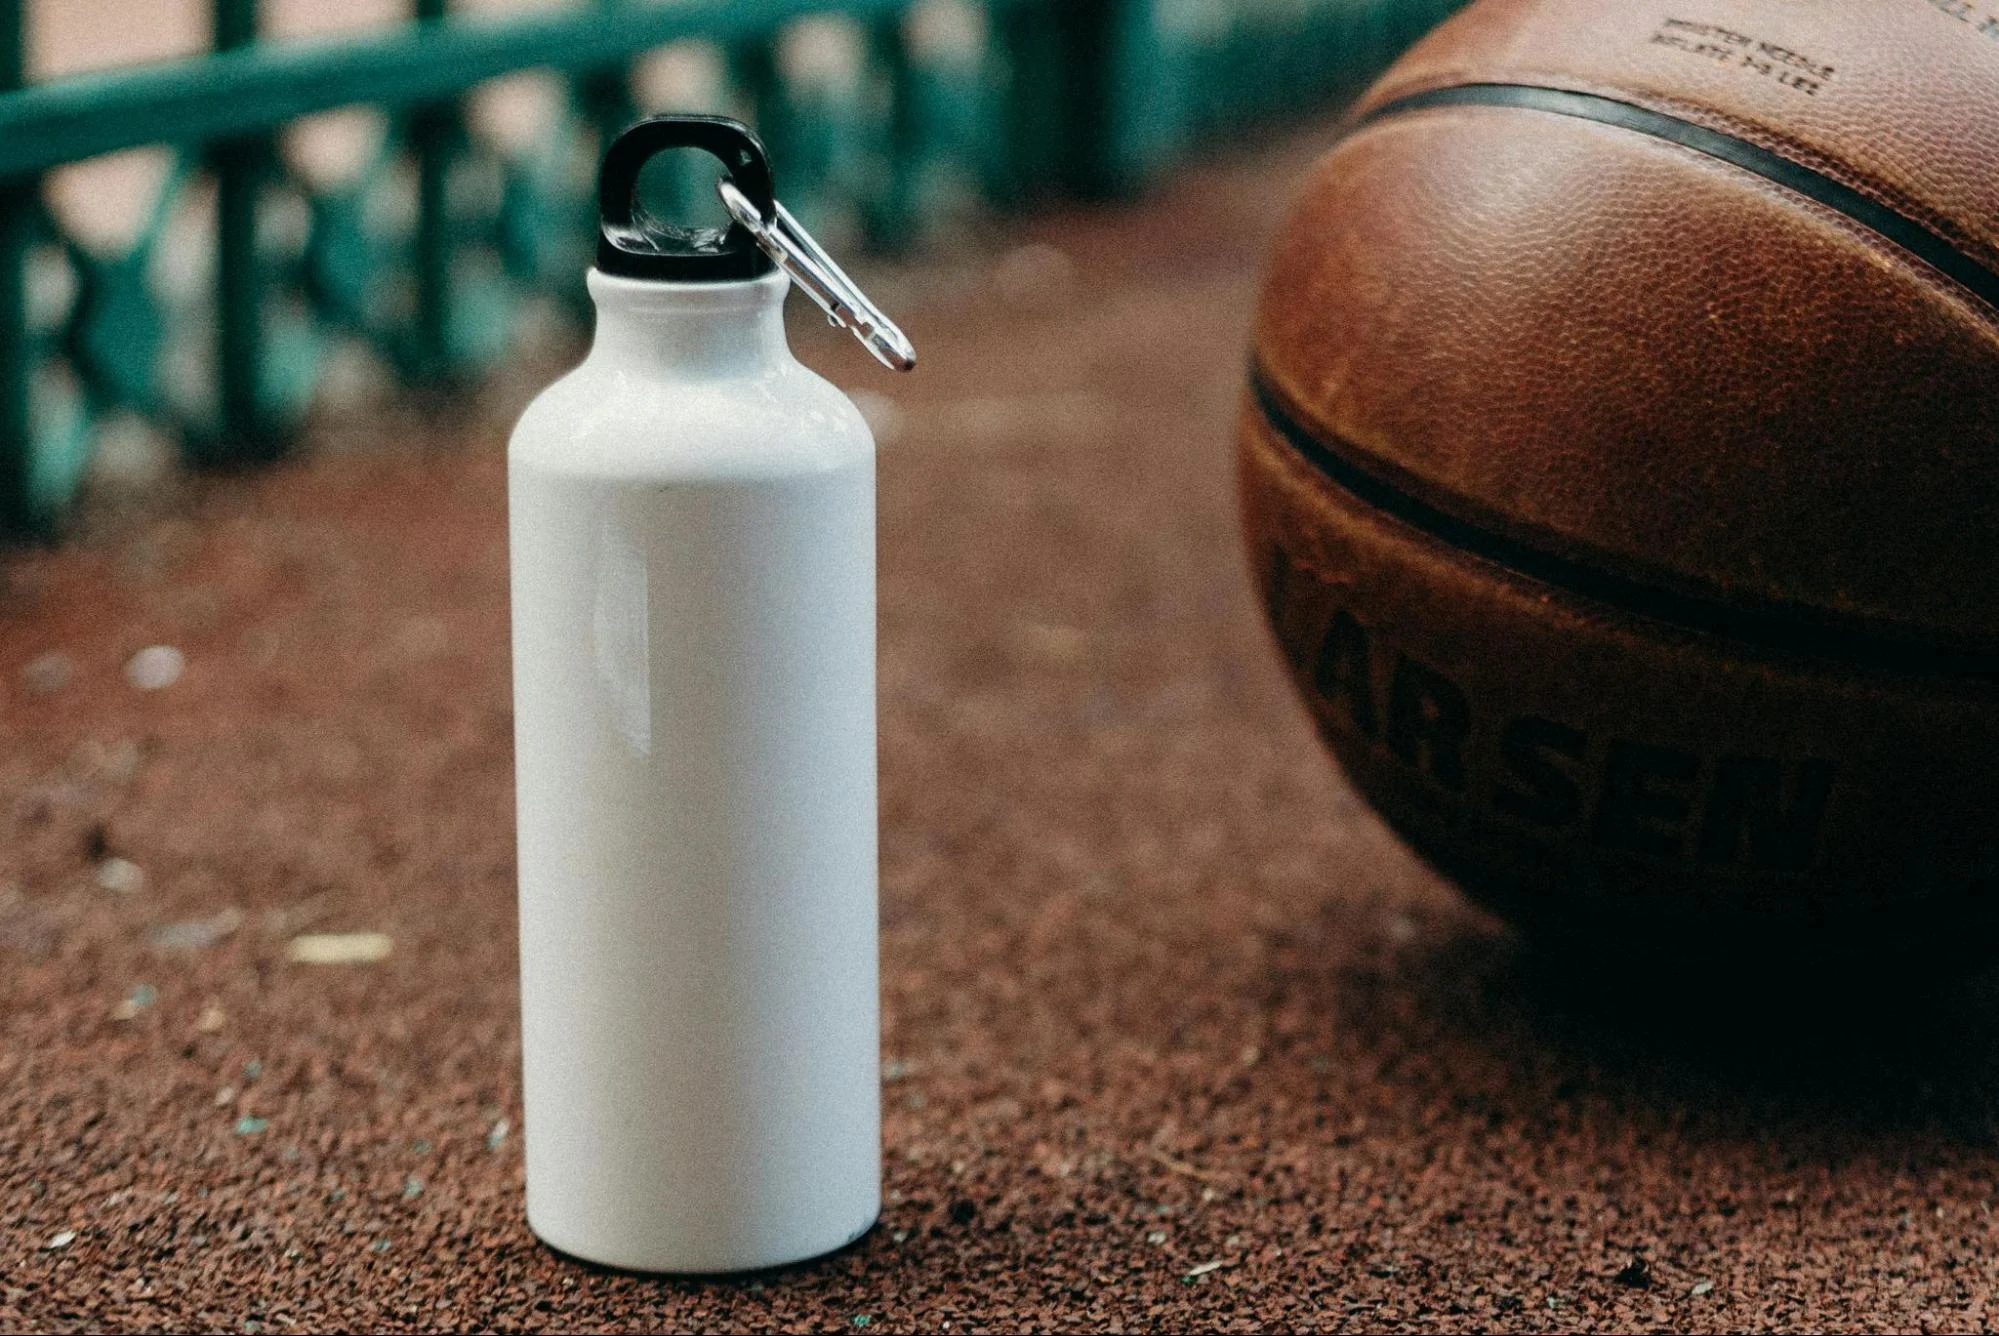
(717, 177, 917, 373)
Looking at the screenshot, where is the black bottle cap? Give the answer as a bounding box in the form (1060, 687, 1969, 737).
(596, 115, 777, 282)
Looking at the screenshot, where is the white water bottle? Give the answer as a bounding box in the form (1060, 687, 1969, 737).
(508, 116, 914, 1274)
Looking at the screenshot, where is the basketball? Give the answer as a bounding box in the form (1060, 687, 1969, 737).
(1240, 0, 1999, 968)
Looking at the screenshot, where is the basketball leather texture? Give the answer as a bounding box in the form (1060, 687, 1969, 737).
(1241, 0, 1999, 966)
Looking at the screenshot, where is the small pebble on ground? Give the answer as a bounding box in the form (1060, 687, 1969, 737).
(19, 652, 71, 695)
(145, 909, 242, 952)
(123, 645, 184, 690)
(286, 931, 393, 964)
(94, 858, 146, 896)
(109, 984, 157, 1021)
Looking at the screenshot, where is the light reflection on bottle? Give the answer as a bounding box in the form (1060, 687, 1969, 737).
(592, 519, 650, 756)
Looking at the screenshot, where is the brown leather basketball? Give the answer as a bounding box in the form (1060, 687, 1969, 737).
(1241, 0, 1999, 968)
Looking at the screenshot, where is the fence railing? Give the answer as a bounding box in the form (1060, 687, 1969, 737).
(0, 0, 1463, 535)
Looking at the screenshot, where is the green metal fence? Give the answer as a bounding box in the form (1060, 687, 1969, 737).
(0, 0, 1462, 535)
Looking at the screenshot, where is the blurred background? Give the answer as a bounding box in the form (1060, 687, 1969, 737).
(0, 0, 1459, 534)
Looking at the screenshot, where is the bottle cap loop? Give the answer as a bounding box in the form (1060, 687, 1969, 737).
(596, 114, 916, 371)
(597, 115, 776, 282)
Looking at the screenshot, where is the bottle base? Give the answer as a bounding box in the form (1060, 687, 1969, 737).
(528, 1209, 880, 1277)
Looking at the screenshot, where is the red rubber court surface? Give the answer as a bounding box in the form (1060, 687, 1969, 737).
(4, 126, 1999, 1333)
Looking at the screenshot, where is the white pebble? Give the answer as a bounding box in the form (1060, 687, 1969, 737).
(287, 931, 393, 965)
(20, 652, 72, 695)
(147, 908, 242, 952)
(991, 241, 1076, 310)
(43, 1230, 75, 1250)
(95, 857, 146, 896)
(110, 983, 157, 1022)
(124, 645, 184, 691)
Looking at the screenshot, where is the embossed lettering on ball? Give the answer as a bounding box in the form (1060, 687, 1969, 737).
(1240, 0, 1999, 967)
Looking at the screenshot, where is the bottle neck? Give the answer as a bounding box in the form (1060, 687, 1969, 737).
(585, 268, 793, 379)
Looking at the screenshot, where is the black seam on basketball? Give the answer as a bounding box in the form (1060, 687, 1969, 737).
(1358, 83, 1999, 314)
(1249, 368, 1999, 682)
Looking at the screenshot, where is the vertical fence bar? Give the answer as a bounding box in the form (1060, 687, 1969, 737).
(575, 0, 627, 137)
(991, 0, 1147, 206)
(1078, 0, 1165, 200)
(0, 0, 32, 532)
(208, 0, 274, 464)
(728, 35, 787, 177)
(862, 11, 918, 252)
(410, 0, 455, 378)
(985, 0, 1062, 209)
(577, 0, 634, 149)
(565, 0, 630, 313)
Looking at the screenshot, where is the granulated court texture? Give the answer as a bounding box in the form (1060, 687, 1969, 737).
(4, 128, 1999, 1333)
